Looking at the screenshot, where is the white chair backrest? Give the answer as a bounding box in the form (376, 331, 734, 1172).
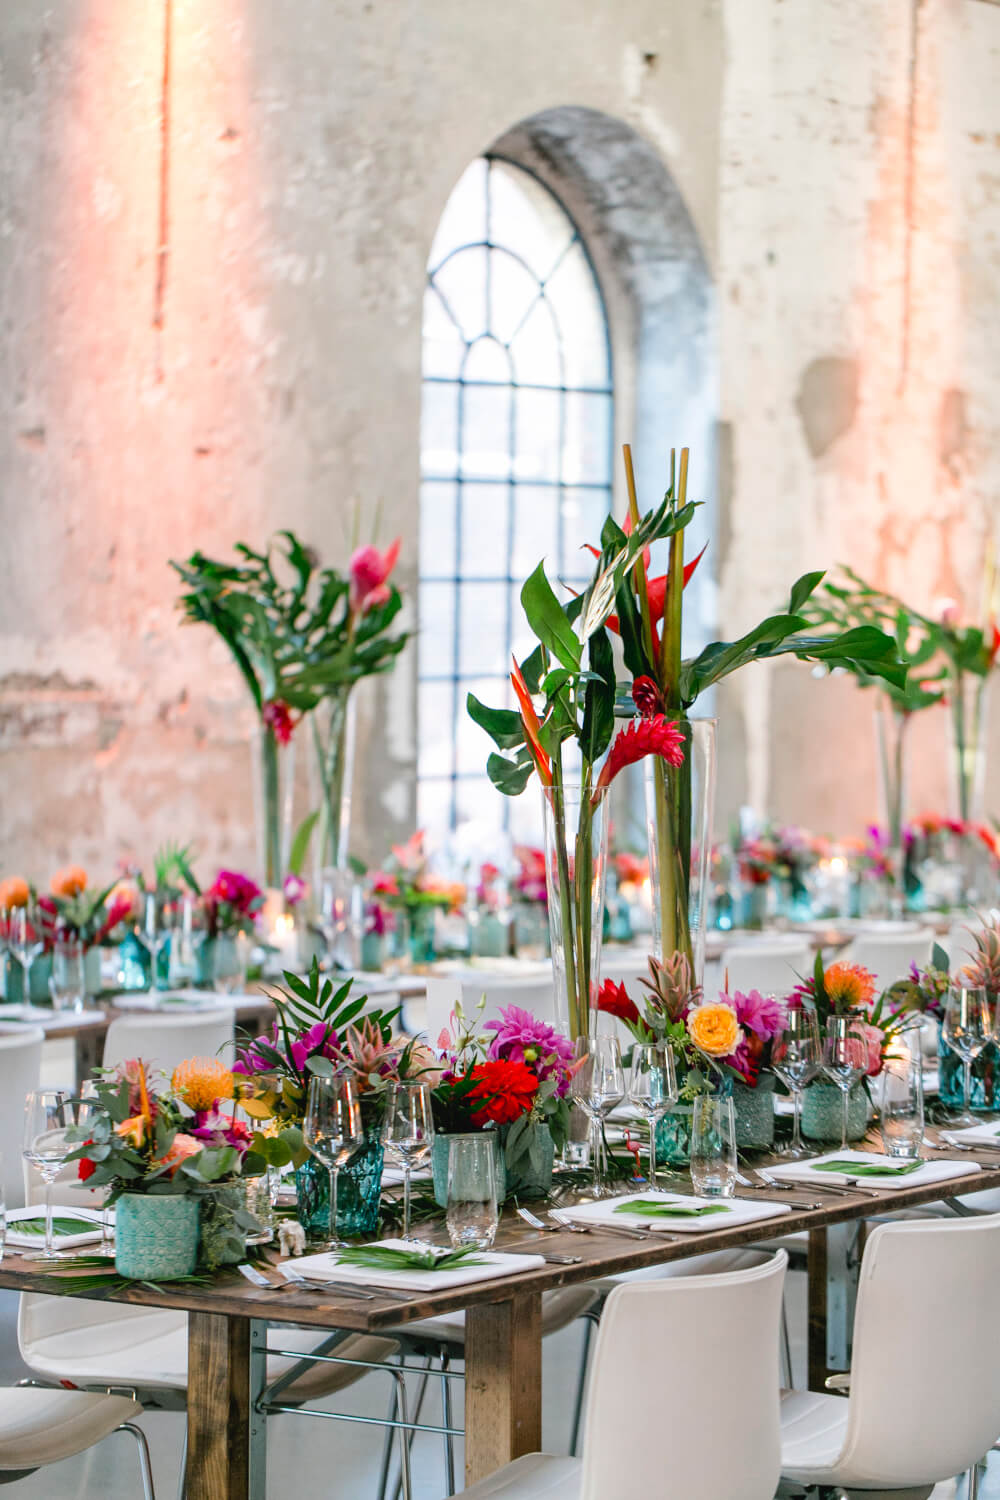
(844, 927, 935, 986)
(18, 1288, 183, 1363)
(0, 1028, 45, 1209)
(424, 973, 555, 1046)
(580, 1250, 786, 1500)
(722, 943, 811, 1000)
(103, 1009, 235, 1076)
(838, 1216, 1000, 1486)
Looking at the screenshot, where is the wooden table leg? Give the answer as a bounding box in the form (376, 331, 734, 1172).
(464, 1293, 542, 1485)
(807, 1226, 828, 1392)
(186, 1312, 264, 1500)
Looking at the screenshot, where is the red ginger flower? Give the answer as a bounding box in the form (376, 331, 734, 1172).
(596, 978, 640, 1027)
(466, 1059, 539, 1127)
(263, 700, 296, 745)
(632, 676, 664, 718)
(594, 716, 684, 802)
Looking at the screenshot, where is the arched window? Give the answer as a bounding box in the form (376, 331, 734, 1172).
(418, 155, 613, 841)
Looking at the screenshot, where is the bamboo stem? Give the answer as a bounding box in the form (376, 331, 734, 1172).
(623, 444, 657, 671)
(550, 755, 581, 1038)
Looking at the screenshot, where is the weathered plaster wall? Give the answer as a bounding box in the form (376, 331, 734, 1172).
(0, 0, 722, 875)
(717, 0, 1000, 835)
(2, 0, 1000, 877)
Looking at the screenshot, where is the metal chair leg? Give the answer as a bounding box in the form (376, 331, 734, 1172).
(375, 1373, 399, 1500)
(968, 1457, 985, 1499)
(570, 1313, 597, 1457)
(392, 1369, 413, 1500)
(439, 1345, 455, 1496)
(175, 1420, 187, 1500)
(391, 1356, 432, 1500)
(780, 1298, 794, 1388)
(121, 1421, 156, 1500)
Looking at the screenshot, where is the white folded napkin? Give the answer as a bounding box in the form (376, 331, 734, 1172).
(6, 1206, 105, 1250)
(766, 1149, 979, 1190)
(939, 1122, 1000, 1148)
(565, 1191, 792, 1234)
(279, 1238, 546, 1291)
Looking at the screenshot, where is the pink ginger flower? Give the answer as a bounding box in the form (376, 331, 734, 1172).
(350, 538, 401, 614)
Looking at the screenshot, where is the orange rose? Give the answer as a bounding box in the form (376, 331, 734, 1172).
(156, 1133, 202, 1177)
(50, 866, 87, 898)
(0, 877, 30, 910)
(687, 1003, 742, 1058)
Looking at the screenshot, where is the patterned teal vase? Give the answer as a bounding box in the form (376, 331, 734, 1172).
(432, 1131, 507, 1208)
(731, 1076, 776, 1150)
(801, 1081, 868, 1143)
(295, 1132, 385, 1241)
(938, 1034, 999, 1113)
(407, 907, 437, 965)
(115, 1193, 200, 1280)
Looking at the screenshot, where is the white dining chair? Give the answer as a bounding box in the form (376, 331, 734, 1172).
(780, 1215, 1000, 1495)
(0, 1386, 155, 1496)
(721, 941, 811, 999)
(0, 1026, 44, 1209)
(424, 973, 556, 1045)
(446, 1249, 787, 1500)
(844, 926, 936, 987)
(102, 1008, 236, 1074)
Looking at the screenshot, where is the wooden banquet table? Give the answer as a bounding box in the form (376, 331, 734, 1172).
(1, 1160, 998, 1499)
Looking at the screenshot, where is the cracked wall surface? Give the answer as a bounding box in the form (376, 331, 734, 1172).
(1, 0, 999, 876)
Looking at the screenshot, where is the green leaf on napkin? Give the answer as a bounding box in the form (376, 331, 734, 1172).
(13, 1216, 101, 1237)
(334, 1245, 489, 1273)
(613, 1198, 731, 1218)
(812, 1159, 923, 1177)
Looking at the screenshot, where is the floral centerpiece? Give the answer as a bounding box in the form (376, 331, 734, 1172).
(172, 530, 409, 888)
(510, 845, 549, 957)
(430, 1000, 575, 1199)
(66, 1057, 255, 1278)
(201, 870, 264, 939)
(371, 831, 466, 965)
(233, 961, 417, 1236)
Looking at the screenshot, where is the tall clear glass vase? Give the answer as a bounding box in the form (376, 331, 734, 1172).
(875, 696, 909, 919)
(309, 688, 356, 880)
(949, 670, 989, 825)
(253, 722, 296, 890)
(644, 718, 717, 988)
(543, 782, 610, 1041)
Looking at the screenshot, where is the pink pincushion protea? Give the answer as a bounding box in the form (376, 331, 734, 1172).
(484, 1004, 576, 1095)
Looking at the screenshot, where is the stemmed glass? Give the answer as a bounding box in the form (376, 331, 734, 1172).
(772, 1007, 821, 1158)
(317, 868, 359, 971)
(628, 1043, 676, 1189)
(135, 893, 169, 989)
(822, 1014, 868, 1151)
(22, 1090, 74, 1261)
(381, 1082, 435, 1242)
(303, 1076, 363, 1250)
(8, 906, 45, 1004)
(942, 985, 993, 1126)
(571, 1036, 625, 1198)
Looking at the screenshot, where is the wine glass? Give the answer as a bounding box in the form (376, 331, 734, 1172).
(771, 1006, 821, 1158)
(317, 868, 359, 971)
(628, 1043, 676, 1189)
(302, 1076, 363, 1249)
(22, 1089, 74, 1261)
(821, 1015, 868, 1151)
(381, 1083, 435, 1242)
(943, 985, 993, 1126)
(8, 906, 45, 1004)
(49, 938, 87, 1013)
(135, 893, 169, 988)
(571, 1036, 625, 1198)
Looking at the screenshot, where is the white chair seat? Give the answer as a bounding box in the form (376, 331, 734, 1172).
(779, 1388, 850, 1479)
(452, 1453, 581, 1499)
(20, 1300, 396, 1401)
(393, 1286, 596, 1346)
(0, 1388, 141, 1469)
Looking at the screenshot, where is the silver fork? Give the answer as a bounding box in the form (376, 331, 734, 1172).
(278, 1269, 377, 1300)
(516, 1207, 559, 1233)
(549, 1209, 648, 1241)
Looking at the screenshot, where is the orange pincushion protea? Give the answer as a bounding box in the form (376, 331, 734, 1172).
(823, 962, 877, 1011)
(172, 1057, 236, 1112)
(50, 866, 87, 898)
(687, 1002, 742, 1058)
(0, 877, 30, 909)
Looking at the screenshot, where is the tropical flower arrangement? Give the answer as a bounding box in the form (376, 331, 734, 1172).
(172, 529, 409, 886)
(597, 954, 787, 1098)
(232, 961, 419, 1170)
(432, 1001, 576, 1177)
(791, 956, 908, 1078)
(512, 846, 547, 907)
(372, 831, 466, 917)
(0, 868, 134, 952)
(201, 869, 265, 940)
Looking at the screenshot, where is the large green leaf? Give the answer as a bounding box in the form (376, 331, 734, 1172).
(520, 563, 582, 671)
(486, 750, 535, 796)
(467, 694, 525, 751)
(580, 627, 616, 768)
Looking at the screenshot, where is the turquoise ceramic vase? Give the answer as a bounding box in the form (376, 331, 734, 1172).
(431, 1131, 507, 1208)
(115, 1193, 200, 1281)
(801, 1081, 868, 1143)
